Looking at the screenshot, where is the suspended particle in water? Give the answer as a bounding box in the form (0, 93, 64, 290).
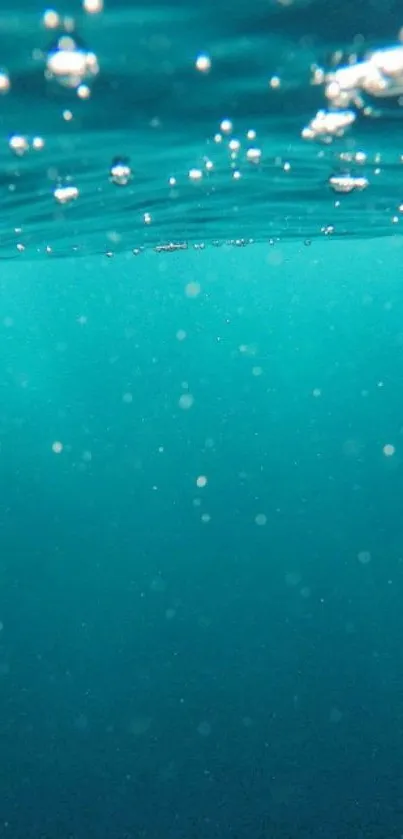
(383, 443, 395, 457)
(196, 475, 208, 488)
(178, 393, 194, 410)
(255, 513, 267, 526)
(357, 550, 371, 565)
(197, 721, 212, 737)
(184, 281, 201, 298)
(52, 441, 63, 454)
(109, 157, 132, 186)
(150, 575, 166, 593)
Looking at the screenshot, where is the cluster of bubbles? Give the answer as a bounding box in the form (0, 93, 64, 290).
(302, 33, 403, 201)
(2, 3, 403, 252)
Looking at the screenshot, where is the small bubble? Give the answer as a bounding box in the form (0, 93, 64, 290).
(246, 147, 262, 163)
(220, 119, 233, 134)
(122, 392, 133, 404)
(195, 54, 211, 73)
(43, 9, 60, 28)
(9, 135, 29, 156)
(255, 513, 267, 526)
(83, 0, 103, 12)
(201, 513, 211, 523)
(383, 443, 395, 457)
(357, 550, 371, 565)
(176, 329, 187, 341)
(77, 83, 91, 99)
(188, 168, 203, 182)
(196, 475, 208, 488)
(110, 157, 132, 186)
(32, 136, 45, 150)
(0, 71, 10, 94)
(54, 184, 79, 204)
(52, 441, 63, 454)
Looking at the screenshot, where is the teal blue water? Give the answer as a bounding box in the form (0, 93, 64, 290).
(1, 239, 403, 837)
(1, 1, 403, 837)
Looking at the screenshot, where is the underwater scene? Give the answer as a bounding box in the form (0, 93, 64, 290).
(1, 1, 403, 838)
